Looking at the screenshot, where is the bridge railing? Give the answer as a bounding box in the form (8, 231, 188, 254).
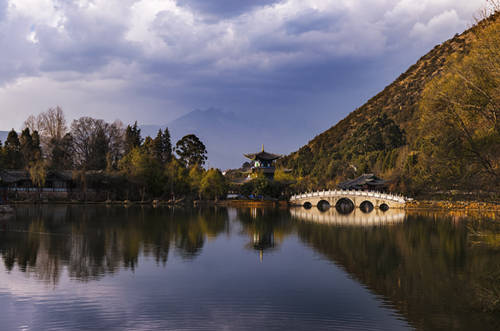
(290, 190, 408, 204)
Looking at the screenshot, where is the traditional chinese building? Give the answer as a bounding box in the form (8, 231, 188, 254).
(243, 145, 282, 180)
(337, 173, 387, 191)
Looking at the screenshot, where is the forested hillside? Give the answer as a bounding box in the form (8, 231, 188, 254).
(280, 12, 500, 198)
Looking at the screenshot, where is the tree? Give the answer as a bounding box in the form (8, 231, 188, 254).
(24, 106, 67, 153)
(152, 128, 172, 164)
(0, 139, 3, 169)
(71, 117, 112, 170)
(50, 133, 73, 170)
(200, 168, 227, 200)
(107, 120, 125, 171)
(142, 136, 155, 156)
(162, 128, 172, 162)
(28, 160, 47, 200)
(31, 131, 42, 161)
(124, 121, 142, 154)
(4, 130, 22, 169)
(164, 158, 189, 199)
(88, 121, 109, 170)
(71, 117, 95, 169)
(252, 175, 271, 198)
(175, 134, 207, 167)
(119, 147, 164, 200)
(19, 128, 34, 167)
(39, 106, 67, 142)
(188, 165, 205, 199)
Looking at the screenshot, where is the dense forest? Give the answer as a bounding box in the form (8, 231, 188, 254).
(279, 10, 500, 199)
(0, 107, 227, 201)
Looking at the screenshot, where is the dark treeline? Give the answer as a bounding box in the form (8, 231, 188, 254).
(0, 107, 227, 201)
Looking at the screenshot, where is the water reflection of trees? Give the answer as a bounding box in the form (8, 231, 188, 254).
(0, 205, 229, 283)
(294, 210, 500, 330)
(2, 205, 500, 329)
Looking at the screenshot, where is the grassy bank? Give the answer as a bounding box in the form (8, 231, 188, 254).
(406, 200, 500, 212)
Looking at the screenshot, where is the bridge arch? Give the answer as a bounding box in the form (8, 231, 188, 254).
(303, 202, 312, 209)
(335, 198, 355, 214)
(379, 203, 389, 212)
(360, 201, 374, 213)
(317, 200, 331, 211)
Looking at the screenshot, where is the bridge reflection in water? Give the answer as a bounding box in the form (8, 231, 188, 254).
(290, 206, 405, 226)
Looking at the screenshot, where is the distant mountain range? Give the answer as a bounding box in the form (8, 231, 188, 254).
(141, 108, 316, 169)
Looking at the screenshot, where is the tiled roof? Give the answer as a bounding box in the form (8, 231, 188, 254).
(243, 150, 282, 161)
(338, 173, 387, 190)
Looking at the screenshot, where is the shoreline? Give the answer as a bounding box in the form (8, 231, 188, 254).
(3, 198, 499, 211)
(405, 200, 500, 212)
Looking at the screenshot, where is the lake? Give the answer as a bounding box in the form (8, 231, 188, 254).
(0, 205, 499, 330)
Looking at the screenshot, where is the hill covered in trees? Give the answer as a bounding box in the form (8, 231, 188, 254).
(279, 11, 500, 199)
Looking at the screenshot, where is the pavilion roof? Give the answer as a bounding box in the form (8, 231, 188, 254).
(244, 150, 282, 161)
(337, 173, 387, 190)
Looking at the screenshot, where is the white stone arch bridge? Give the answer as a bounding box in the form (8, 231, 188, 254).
(290, 190, 408, 211)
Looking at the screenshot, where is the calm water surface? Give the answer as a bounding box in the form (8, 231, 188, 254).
(0, 205, 499, 330)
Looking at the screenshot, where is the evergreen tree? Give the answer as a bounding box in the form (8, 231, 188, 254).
(124, 121, 142, 154)
(32, 131, 42, 160)
(0, 139, 3, 169)
(152, 128, 172, 164)
(143, 136, 155, 156)
(162, 128, 172, 162)
(19, 128, 34, 167)
(4, 130, 22, 169)
(152, 129, 164, 163)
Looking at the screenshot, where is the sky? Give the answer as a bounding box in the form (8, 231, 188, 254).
(0, 0, 487, 135)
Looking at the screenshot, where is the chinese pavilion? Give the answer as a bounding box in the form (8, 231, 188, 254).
(243, 145, 282, 180)
(337, 173, 387, 191)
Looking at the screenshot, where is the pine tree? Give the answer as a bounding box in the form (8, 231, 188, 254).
(124, 121, 142, 154)
(152, 130, 164, 162)
(152, 128, 172, 164)
(20, 128, 34, 167)
(0, 139, 3, 169)
(4, 130, 22, 169)
(162, 128, 172, 162)
(32, 131, 42, 160)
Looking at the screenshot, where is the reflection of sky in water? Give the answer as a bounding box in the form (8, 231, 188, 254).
(0, 212, 410, 331)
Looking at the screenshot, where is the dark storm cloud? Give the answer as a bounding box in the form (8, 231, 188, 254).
(0, 0, 487, 136)
(177, 0, 282, 18)
(285, 9, 338, 35)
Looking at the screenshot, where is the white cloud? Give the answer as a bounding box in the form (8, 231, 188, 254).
(410, 10, 464, 42)
(8, 0, 65, 28)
